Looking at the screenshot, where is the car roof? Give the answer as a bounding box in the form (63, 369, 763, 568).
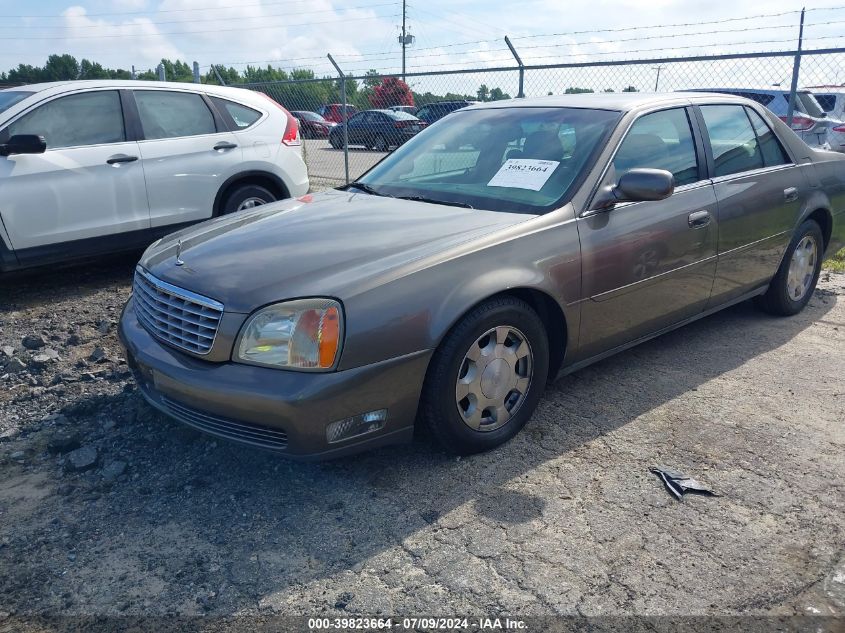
(468, 91, 750, 112)
(0, 79, 259, 98)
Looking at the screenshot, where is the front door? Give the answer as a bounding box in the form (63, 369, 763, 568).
(0, 90, 149, 254)
(576, 106, 718, 359)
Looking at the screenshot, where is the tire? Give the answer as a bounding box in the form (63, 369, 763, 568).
(418, 296, 550, 456)
(755, 219, 824, 316)
(373, 135, 388, 152)
(221, 184, 277, 215)
(329, 134, 342, 149)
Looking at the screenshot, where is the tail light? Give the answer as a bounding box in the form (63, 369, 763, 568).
(393, 120, 418, 129)
(832, 125, 845, 132)
(255, 92, 301, 146)
(778, 115, 815, 131)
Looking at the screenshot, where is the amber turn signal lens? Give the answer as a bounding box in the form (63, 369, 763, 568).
(318, 306, 340, 368)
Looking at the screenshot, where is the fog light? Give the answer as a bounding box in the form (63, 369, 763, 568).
(326, 409, 387, 444)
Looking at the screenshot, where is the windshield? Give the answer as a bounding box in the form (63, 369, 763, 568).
(0, 91, 33, 115)
(297, 111, 324, 121)
(357, 107, 620, 214)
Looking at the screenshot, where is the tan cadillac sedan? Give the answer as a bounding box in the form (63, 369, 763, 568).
(119, 92, 845, 460)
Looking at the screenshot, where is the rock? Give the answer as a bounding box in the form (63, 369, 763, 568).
(22, 334, 46, 350)
(89, 346, 107, 363)
(67, 552, 76, 562)
(334, 591, 354, 610)
(47, 431, 81, 455)
(97, 320, 111, 335)
(101, 460, 127, 482)
(5, 357, 26, 374)
(66, 333, 82, 346)
(31, 348, 60, 366)
(9, 450, 25, 461)
(64, 446, 98, 472)
(1, 346, 14, 358)
(75, 359, 89, 369)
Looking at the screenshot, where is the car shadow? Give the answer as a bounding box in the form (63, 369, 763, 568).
(1, 284, 839, 617)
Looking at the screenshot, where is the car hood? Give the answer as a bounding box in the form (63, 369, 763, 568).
(141, 190, 534, 313)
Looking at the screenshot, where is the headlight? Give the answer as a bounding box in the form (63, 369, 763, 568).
(235, 298, 342, 370)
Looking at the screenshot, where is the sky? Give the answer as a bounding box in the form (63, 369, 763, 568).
(0, 0, 843, 92)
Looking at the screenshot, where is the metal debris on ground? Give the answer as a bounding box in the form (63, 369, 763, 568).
(650, 465, 717, 501)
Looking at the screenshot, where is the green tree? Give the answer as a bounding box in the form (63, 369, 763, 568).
(622, 85, 638, 92)
(489, 87, 511, 101)
(477, 84, 490, 101)
(43, 54, 79, 80)
(565, 87, 594, 94)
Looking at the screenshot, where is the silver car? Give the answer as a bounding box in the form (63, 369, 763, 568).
(119, 92, 845, 460)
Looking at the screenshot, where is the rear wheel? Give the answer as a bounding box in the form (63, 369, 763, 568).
(419, 296, 549, 455)
(373, 135, 388, 152)
(755, 219, 823, 316)
(221, 184, 277, 215)
(329, 134, 342, 149)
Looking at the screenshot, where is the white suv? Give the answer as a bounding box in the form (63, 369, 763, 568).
(0, 80, 308, 272)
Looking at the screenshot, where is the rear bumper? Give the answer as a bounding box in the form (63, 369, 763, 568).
(118, 298, 430, 460)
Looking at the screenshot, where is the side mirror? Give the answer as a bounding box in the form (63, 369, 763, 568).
(0, 134, 47, 157)
(592, 168, 674, 210)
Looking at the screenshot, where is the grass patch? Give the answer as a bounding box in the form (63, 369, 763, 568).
(824, 246, 845, 272)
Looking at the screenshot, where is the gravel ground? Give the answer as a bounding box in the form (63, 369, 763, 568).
(0, 257, 843, 629)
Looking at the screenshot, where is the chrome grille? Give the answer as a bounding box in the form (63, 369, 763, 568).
(160, 395, 289, 450)
(132, 266, 223, 355)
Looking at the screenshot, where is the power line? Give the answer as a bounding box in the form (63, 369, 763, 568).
(0, 13, 402, 40)
(0, 2, 399, 30)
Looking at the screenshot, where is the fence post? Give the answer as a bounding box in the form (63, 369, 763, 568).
(786, 8, 805, 129)
(327, 53, 350, 185)
(212, 65, 226, 86)
(156, 63, 166, 82)
(505, 36, 525, 98)
(192, 62, 201, 83)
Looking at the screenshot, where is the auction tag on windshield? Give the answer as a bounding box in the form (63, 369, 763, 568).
(487, 159, 560, 191)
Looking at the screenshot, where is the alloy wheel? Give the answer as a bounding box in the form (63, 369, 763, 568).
(786, 235, 818, 301)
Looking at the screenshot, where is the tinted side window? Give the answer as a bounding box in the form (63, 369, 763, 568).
(815, 94, 837, 112)
(700, 105, 764, 177)
(8, 90, 125, 149)
(210, 97, 261, 129)
(745, 108, 789, 167)
(135, 91, 216, 140)
(613, 107, 699, 186)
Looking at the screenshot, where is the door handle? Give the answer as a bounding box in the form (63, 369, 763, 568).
(213, 142, 238, 151)
(784, 186, 799, 202)
(688, 210, 711, 229)
(106, 154, 138, 165)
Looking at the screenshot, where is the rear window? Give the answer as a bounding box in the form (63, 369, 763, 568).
(0, 91, 33, 115)
(388, 110, 419, 120)
(210, 97, 262, 129)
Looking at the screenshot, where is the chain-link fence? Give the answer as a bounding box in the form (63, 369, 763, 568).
(241, 47, 845, 191)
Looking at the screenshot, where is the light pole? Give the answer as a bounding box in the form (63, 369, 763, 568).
(652, 65, 664, 92)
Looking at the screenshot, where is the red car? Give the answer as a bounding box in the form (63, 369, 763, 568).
(317, 103, 359, 123)
(291, 111, 336, 139)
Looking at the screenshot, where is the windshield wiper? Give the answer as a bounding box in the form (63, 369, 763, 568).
(341, 181, 390, 197)
(395, 195, 474, 209)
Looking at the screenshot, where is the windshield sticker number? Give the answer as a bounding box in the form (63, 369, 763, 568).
(487, 159, 560, 191)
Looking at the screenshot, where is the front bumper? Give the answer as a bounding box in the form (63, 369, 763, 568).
(119, 298, 430, 460)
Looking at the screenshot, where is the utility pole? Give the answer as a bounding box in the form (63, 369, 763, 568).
(401, 0, 406, 81)
(652, 65, 664, 92)
(786, 8, 805, 129)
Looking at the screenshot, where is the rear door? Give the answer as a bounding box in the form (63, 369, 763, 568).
(0, 89, 149, 253)
(577, 106, 718, 358)
(697, 103, 806, 304)
(131, 89, 243, 228)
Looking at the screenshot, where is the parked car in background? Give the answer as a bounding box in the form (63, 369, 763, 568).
(388, 105, 418, 115)
(317, 103, 358, 123)
(686, 88, 834, 149)
(291, 110, 336, 139)
(414, 100, 479, 125)
(805, 87, 845, 152)
(119, 92, 844, 460)
(328, 109, 425, 151)
(0, 80, 308, 273)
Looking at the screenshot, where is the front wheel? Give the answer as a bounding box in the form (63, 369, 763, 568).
(755, 219, 823, 316)
(418, 296, 549, 456)
(373, 135, 389, 152)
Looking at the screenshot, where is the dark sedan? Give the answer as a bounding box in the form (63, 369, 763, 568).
(329, 109, 426, 151)
(120, 93, 844, 460)
(291, 110, 336, 139)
